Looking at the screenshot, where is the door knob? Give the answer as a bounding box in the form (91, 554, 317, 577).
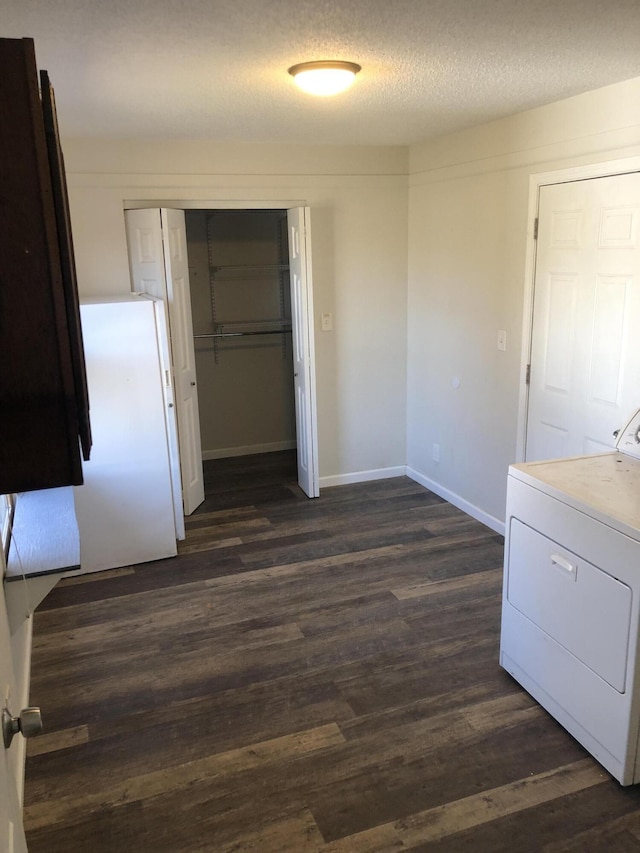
(2, 706, 43, 748)
(190, 381, 196, 386)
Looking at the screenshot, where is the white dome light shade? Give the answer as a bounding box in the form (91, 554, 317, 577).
(288, 61, 361, 96)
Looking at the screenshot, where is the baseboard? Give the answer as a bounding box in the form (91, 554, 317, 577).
(406, 467, 505, 536)
(320, 466, 407, 489)
(202, 441, 296, 460)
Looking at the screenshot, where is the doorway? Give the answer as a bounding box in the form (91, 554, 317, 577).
(185, 209, 299, 509)
(185, 210, 296, 458)
(125, 204, 319, 530)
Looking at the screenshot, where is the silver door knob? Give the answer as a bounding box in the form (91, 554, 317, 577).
(2, 706, 43, 748)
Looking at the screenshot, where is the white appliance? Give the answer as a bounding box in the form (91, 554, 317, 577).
(73, 296, 179, 573)
(500, 408, 640, 785)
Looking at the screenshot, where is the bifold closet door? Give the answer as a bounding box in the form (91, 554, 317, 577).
(288, 206, 319, 498)
(125, 207, 204, 517)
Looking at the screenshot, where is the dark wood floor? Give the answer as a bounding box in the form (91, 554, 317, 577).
(22, 452, 640, 851)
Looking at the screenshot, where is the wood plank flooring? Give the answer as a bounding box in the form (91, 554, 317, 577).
(23, 451, 640, 851)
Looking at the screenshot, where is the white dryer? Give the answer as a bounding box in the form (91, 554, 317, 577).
(500, 408, 640, 785)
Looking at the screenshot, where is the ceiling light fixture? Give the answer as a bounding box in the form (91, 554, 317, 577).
(288, 60, 361, 96)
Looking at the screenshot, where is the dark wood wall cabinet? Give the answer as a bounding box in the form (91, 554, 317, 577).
(0, 37, 91, 494)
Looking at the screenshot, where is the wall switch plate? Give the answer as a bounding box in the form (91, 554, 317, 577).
(321, 313, 333, 331)
(497, 330, 507, 351)
(432, 443, 440, 462)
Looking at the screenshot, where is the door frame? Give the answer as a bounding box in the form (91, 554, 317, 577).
(516, 155, 640, 461)
(124, 198, 320, 499)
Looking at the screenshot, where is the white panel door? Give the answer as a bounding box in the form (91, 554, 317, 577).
(160, 208, 205, 515)
(287, 207, 319, 498)
(125, 208, 204, 517)
(526, 173, 640, 461)
(125, 209, 185, 536)
(0, 573, 28, 853)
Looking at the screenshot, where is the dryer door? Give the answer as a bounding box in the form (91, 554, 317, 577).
(507, 519, 632, 692)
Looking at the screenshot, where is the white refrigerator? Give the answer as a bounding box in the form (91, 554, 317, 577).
(73, 295, 181, 574)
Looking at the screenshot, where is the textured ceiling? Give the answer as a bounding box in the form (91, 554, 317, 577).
(4, 0, 640, 145)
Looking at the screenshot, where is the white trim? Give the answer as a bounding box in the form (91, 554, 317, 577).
(301, 206, 320, 498)
(202, 441, 296, 460)
(529, 156, 640, 187)
(516, 155, 640, 463)
(320, 466, 407, 489)
(406, 467, 505, 536)
(124, 199, 307, 210)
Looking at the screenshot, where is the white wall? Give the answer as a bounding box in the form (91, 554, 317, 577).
(63, 76, 640, 520)
(64, 141, 409, 483)
(407, 76, 640, 530)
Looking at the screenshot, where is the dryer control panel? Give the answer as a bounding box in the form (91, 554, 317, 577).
(615, 408, 640, 459)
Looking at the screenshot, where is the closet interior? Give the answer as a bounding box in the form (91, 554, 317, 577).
(185, 210, 297, 465)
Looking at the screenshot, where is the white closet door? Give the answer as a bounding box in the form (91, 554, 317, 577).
(0, 568, 32, 853)
(125, 208, 204, 517)
(288, 207, 319, 498)
(161, 209, 205, 515)
(526, 173, 640, 460)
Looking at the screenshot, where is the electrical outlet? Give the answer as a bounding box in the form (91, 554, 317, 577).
(432, 443, 440, 463)
(321, 312, 333, 331)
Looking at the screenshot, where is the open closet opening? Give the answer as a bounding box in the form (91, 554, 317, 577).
(125, 203, 318, 527)
(184, 209, 298, 510)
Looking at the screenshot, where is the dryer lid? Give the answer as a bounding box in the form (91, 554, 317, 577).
(615, 408, 640, 459)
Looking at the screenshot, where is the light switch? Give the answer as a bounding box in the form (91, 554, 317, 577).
(497, 330, 507, 351)
(321, 312, 333, 331)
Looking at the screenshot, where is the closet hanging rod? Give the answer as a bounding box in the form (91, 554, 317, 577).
(194, 330, 292, 340)
(211, 263, 290, 273)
